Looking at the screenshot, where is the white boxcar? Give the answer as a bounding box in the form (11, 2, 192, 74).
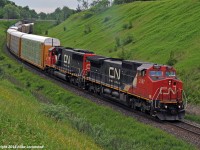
(7, 29, 17, 48)
(10, 31, 27, 56)
(21, 24, 31, 33)
(21, 34, 60, 69)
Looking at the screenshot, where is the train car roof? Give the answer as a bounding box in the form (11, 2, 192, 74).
(7, 28, 18, 33)
(21, 34, 60, 46)
(10, 31, 27, 37)
(9, 26, 18, 30)
(23, 24, 31, 26)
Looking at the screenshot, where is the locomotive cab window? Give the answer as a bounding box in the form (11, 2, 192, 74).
(149, 71, 163, 76)
(166, 71, 176, 77)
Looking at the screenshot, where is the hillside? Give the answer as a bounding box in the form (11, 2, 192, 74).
(48, 0, 200, 104)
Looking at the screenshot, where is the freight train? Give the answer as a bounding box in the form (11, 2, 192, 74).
(6, 22, 186, 120)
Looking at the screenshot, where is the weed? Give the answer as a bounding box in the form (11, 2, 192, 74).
(26, 81, 31, 88)
(103, 16, 111, 23)
(167, 51, 177, 66)
(83, 12, 93, 19)
(0, 56, 5, 61)
(122, 34, 134, 46)
(115, 37, 121, 47)
(35, 85, 44, 91)
(122, 21, 133, 30)
(84, 25, 92, 34)
(7, 64, 11, 68)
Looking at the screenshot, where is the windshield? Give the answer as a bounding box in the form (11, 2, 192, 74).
(166, 71, 176, 77)
(149, 71, 163, 76)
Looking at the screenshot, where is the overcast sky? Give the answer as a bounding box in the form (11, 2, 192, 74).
(11, 0, 85, 13)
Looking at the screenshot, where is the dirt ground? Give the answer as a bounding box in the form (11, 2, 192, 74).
(186, 104, 200, 116)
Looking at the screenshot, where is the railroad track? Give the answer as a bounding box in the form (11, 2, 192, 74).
(172, 120, 200, 137)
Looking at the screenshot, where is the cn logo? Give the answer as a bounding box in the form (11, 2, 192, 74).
(64, 55, 70, 64)
(109, 67, 120, 80)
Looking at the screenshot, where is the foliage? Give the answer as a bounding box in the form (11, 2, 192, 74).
(113, 0, 153, 5)
(3, 4, 20, 19)
(84, 24, 92, 34)
(0, 0, 75, 21)
(103, 16, 111, 22)
(166, 51, 177, 66)
(122, 20, 133, 30)
(90, 0, 110, 13)
(122, 34, 134, 46)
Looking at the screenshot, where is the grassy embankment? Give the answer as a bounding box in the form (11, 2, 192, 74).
(0, 21, 197, 149)
(34, 20, 57, 35)
(48, 0, 200, 105)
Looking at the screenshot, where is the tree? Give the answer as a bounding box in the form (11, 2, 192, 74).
(0, 0, 6, 8)
(30, 9, 38, 19)
(20, 8, 30, 19)
(39, 12, 47, 20)
(3, 4, 20, 19)
(90, 0, 110, 13)
(0, 8, 3, 18)
(77, 0, 89, 10)
(62, 6, 74, 20)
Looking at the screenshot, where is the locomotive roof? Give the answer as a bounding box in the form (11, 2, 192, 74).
(137, 64, 153, 71)
(122, 60, 149, 65)
(104, 58, 122, 65)
(87, 55, 109, 64)
(74, 49, 94, 54)
(21, 34, 60, 46)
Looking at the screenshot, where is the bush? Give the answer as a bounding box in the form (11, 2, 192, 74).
(122, 21, 133, 30)
(84, 25, 92, 34)
(83, 12, 93, 19)
(103, 16, 111, 23)
(115, 37, 121, 47)
(26, 81, 31, 88)
(7, 64, 11, 68)
(42, 104, 69, 121)
(122, 35, 134, 46)
(0, 56, 5, 61)
(167, 51, 177, 66)
(0, 68, 4, 79)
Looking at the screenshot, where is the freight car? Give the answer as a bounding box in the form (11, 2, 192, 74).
(6, 22, 186, 120)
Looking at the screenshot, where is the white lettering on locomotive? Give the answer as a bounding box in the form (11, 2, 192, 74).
(64, 55, 70, 64)
(160, 86, 177, 95)
(109, 67, 121, 80)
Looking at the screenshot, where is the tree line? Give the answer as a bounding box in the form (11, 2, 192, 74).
(0, 0, 75, 21)
(0, 0, 152, 22)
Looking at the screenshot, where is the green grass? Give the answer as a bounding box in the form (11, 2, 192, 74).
(185, 114, 200, 124)
(34, 20, 57, 35)
(0, 79, 100, 149)
(48, 0, 200, 104)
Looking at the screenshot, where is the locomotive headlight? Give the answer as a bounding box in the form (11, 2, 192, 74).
(164, 105, 168, 109)
(168, 80, 172, 85)
(178, 105, 181, 109)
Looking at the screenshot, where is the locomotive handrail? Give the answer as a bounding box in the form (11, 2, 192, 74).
(182, 90, 188, 108)
(152, 87, 161, 108)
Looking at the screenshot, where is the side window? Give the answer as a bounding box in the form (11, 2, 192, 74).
(142, 70, 146, 77)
